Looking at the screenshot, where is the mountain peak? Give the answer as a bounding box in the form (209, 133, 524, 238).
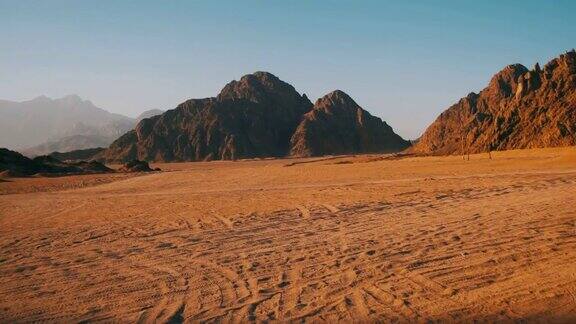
(218, 71, 288, 99)
(323, 89, 354, 101)
(217, 72, 312, 114)
(57, 94, 86, 106)
(314, 90, 358, 111)
(249, 71, 280, 81)
(30, 94, 87, 105)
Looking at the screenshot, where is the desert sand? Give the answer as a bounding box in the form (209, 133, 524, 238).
(1, 147, 575, 322)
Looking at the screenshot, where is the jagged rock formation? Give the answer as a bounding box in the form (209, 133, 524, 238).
(101, 72, 313, 162)
(414, 50, 576, 155)
(0, 148, 111, 177)
(290, 90, 410, 157)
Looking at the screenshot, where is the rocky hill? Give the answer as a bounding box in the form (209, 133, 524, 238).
(414, 50, 576, 155)
(100, 72, 408, 162)
(290, 90, 410, 156)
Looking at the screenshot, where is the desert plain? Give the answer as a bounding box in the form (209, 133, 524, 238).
(1, 147, 575, 323)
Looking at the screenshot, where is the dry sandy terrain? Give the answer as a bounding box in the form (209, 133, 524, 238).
(1, 147, 576, 322)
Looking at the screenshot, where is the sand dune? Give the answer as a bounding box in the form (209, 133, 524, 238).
(1, 147, 575, 322)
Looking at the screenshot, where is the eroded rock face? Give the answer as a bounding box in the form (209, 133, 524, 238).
(289, 90, 410, 157)
(414, 50, 576, 155)
(101, 72, 313, 162)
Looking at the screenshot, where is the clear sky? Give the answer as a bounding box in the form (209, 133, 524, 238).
(1, 1, 574, 139)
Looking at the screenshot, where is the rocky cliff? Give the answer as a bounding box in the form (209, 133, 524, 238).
(414, 50, 576, 155)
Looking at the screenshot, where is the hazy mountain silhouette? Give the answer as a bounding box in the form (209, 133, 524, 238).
(0, 95, 133, 150)
(0, 95, 164, 156)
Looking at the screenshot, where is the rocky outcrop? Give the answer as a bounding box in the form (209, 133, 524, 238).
(101, 72, 313, 162)
(290, 90, 410, 157)
(119, 160, 156, 172)
(414, 50, 576, 155)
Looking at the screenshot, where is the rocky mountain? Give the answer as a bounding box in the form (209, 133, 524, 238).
(101, 72, 314, 162)
(414, 50, 576, 155)
(0, 95, 134, 151)
(290, 90, 410, 157)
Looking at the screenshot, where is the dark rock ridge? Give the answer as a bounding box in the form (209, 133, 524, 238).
(414, 50, 576, 155)
(0, 148, 111, 177)
(290, 90, 410, 157)
(101, 72, 313, 162)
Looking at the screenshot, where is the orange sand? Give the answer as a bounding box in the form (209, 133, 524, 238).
(1, 147, 575, 322)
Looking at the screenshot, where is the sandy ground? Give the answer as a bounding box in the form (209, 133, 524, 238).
(1, 147, 575, 322)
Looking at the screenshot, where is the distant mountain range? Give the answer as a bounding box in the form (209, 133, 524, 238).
(0, 95, 162, 156)
(3, 49, 574, 162)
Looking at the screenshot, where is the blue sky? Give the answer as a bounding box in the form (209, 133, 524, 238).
(1, 1, 574, 138)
